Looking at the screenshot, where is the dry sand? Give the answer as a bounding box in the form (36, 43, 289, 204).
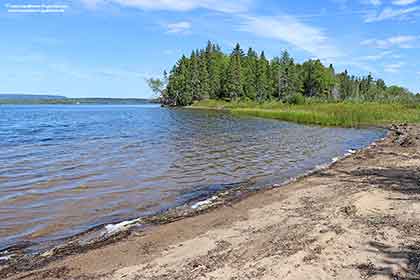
(3, 124, 420, 280)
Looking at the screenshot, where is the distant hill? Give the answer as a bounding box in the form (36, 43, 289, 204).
(0, 94, 67, 100)
(0, 95, 156, 105)
(68, 98, 154, 104)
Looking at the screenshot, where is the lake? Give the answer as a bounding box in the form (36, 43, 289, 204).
(0, 105, 386, 253)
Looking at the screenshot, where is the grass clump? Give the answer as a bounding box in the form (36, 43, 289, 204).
(192, 100, 420, 127)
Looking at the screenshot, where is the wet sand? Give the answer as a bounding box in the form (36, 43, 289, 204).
(3, 124, 420, 280)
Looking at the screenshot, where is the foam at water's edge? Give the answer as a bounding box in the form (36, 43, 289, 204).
(104, 218, 143, 235)
(191, 196, 218, 210)
(0, 256, 11, 261)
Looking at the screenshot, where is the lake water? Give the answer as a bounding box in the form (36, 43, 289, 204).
(0, 105, 386, 253)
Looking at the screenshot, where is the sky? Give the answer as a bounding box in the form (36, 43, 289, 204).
(0, 0, 419, 98)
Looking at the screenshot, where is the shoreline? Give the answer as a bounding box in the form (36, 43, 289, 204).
(0, 115, 386, 267)
(3, 124, 420, 279)
(0, 128, 382, 276)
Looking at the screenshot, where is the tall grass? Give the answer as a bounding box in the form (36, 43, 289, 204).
(192, 100, 420, 127)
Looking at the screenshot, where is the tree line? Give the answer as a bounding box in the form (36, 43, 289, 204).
(148, 41, 415, 106)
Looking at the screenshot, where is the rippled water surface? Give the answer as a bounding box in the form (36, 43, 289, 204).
(0, 105, 385, 251)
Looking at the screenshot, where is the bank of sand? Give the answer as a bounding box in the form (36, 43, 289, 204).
(4, 125, 420, 280)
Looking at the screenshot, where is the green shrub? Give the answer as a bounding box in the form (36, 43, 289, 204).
(286, 93, 305, 105)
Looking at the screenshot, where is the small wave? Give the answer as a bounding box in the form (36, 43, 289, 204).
(0, 255, 13, 262)
(191, 196, 218, 210)
(103, 218, 143, 235)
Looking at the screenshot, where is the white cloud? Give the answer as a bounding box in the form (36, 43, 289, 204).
(166, 21, 191, 33)
(388, 35, 418, 45)
(80, 0, 250, 13)
(392, 0, 417, 6)
(359, 50, 393, 61)
(384, 62, 405, 73)
(238, 15, 342, 60)
(360, 0, 381, 6)
(361, 35, 418, 48)
(95, 68, 148, 79)
(81, 0, 100, 8)
(365, 6, 420, 22)
(368, 0, 382, 6)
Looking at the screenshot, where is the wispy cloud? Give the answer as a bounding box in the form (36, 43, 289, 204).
(80, 0, 251, 13)
(366, 0, 382, 6)
(365, 6, 420, 22)
(6, 53, 46, 64)
(384, 62, 405, 73)
(238, 15, 342, 60)
(166, 21, 191, 34)
(361, 35, 418, 48)
(94, 68, 148, 79)
(359, 50, 393, 61)
(330, 0, 348, 9)
(392, 0, 417, 6)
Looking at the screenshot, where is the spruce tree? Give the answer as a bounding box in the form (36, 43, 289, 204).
(256, 51, 270, 102)
(206, 41, 225, 99)
(223, 43, 244, 100)
(243, 48, 258, 100)
(276, 50, 299, 100)
(186, 51, 200, 101)
(167, 55, 191, 106)
(198, 52, 211, 100)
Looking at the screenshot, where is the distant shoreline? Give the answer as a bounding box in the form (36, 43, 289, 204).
(0, 98, 159, 105)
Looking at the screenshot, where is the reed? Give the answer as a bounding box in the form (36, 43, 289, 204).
(192, 100, 420, 127)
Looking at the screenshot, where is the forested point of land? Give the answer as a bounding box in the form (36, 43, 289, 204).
(148, 41, 418, 106)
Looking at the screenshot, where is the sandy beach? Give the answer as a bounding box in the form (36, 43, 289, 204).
(3, 124, 420, 280)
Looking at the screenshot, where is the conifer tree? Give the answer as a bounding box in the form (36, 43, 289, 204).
(243, 48, 258, 100)
(154, 41, 414, 105)
(167, 55, 191, 106)
(186, 51, 200, 101)
(223, 43, 244, 100)
(206, 41, 225, 99)
(255, 51, 270, 102)
(276, 50, 299, 100)
(198, 52, 211, 100)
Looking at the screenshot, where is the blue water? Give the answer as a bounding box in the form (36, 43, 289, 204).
(0, 105, 386, 252)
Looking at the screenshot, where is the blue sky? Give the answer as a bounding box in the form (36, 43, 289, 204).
(0, 0, 419, 98)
